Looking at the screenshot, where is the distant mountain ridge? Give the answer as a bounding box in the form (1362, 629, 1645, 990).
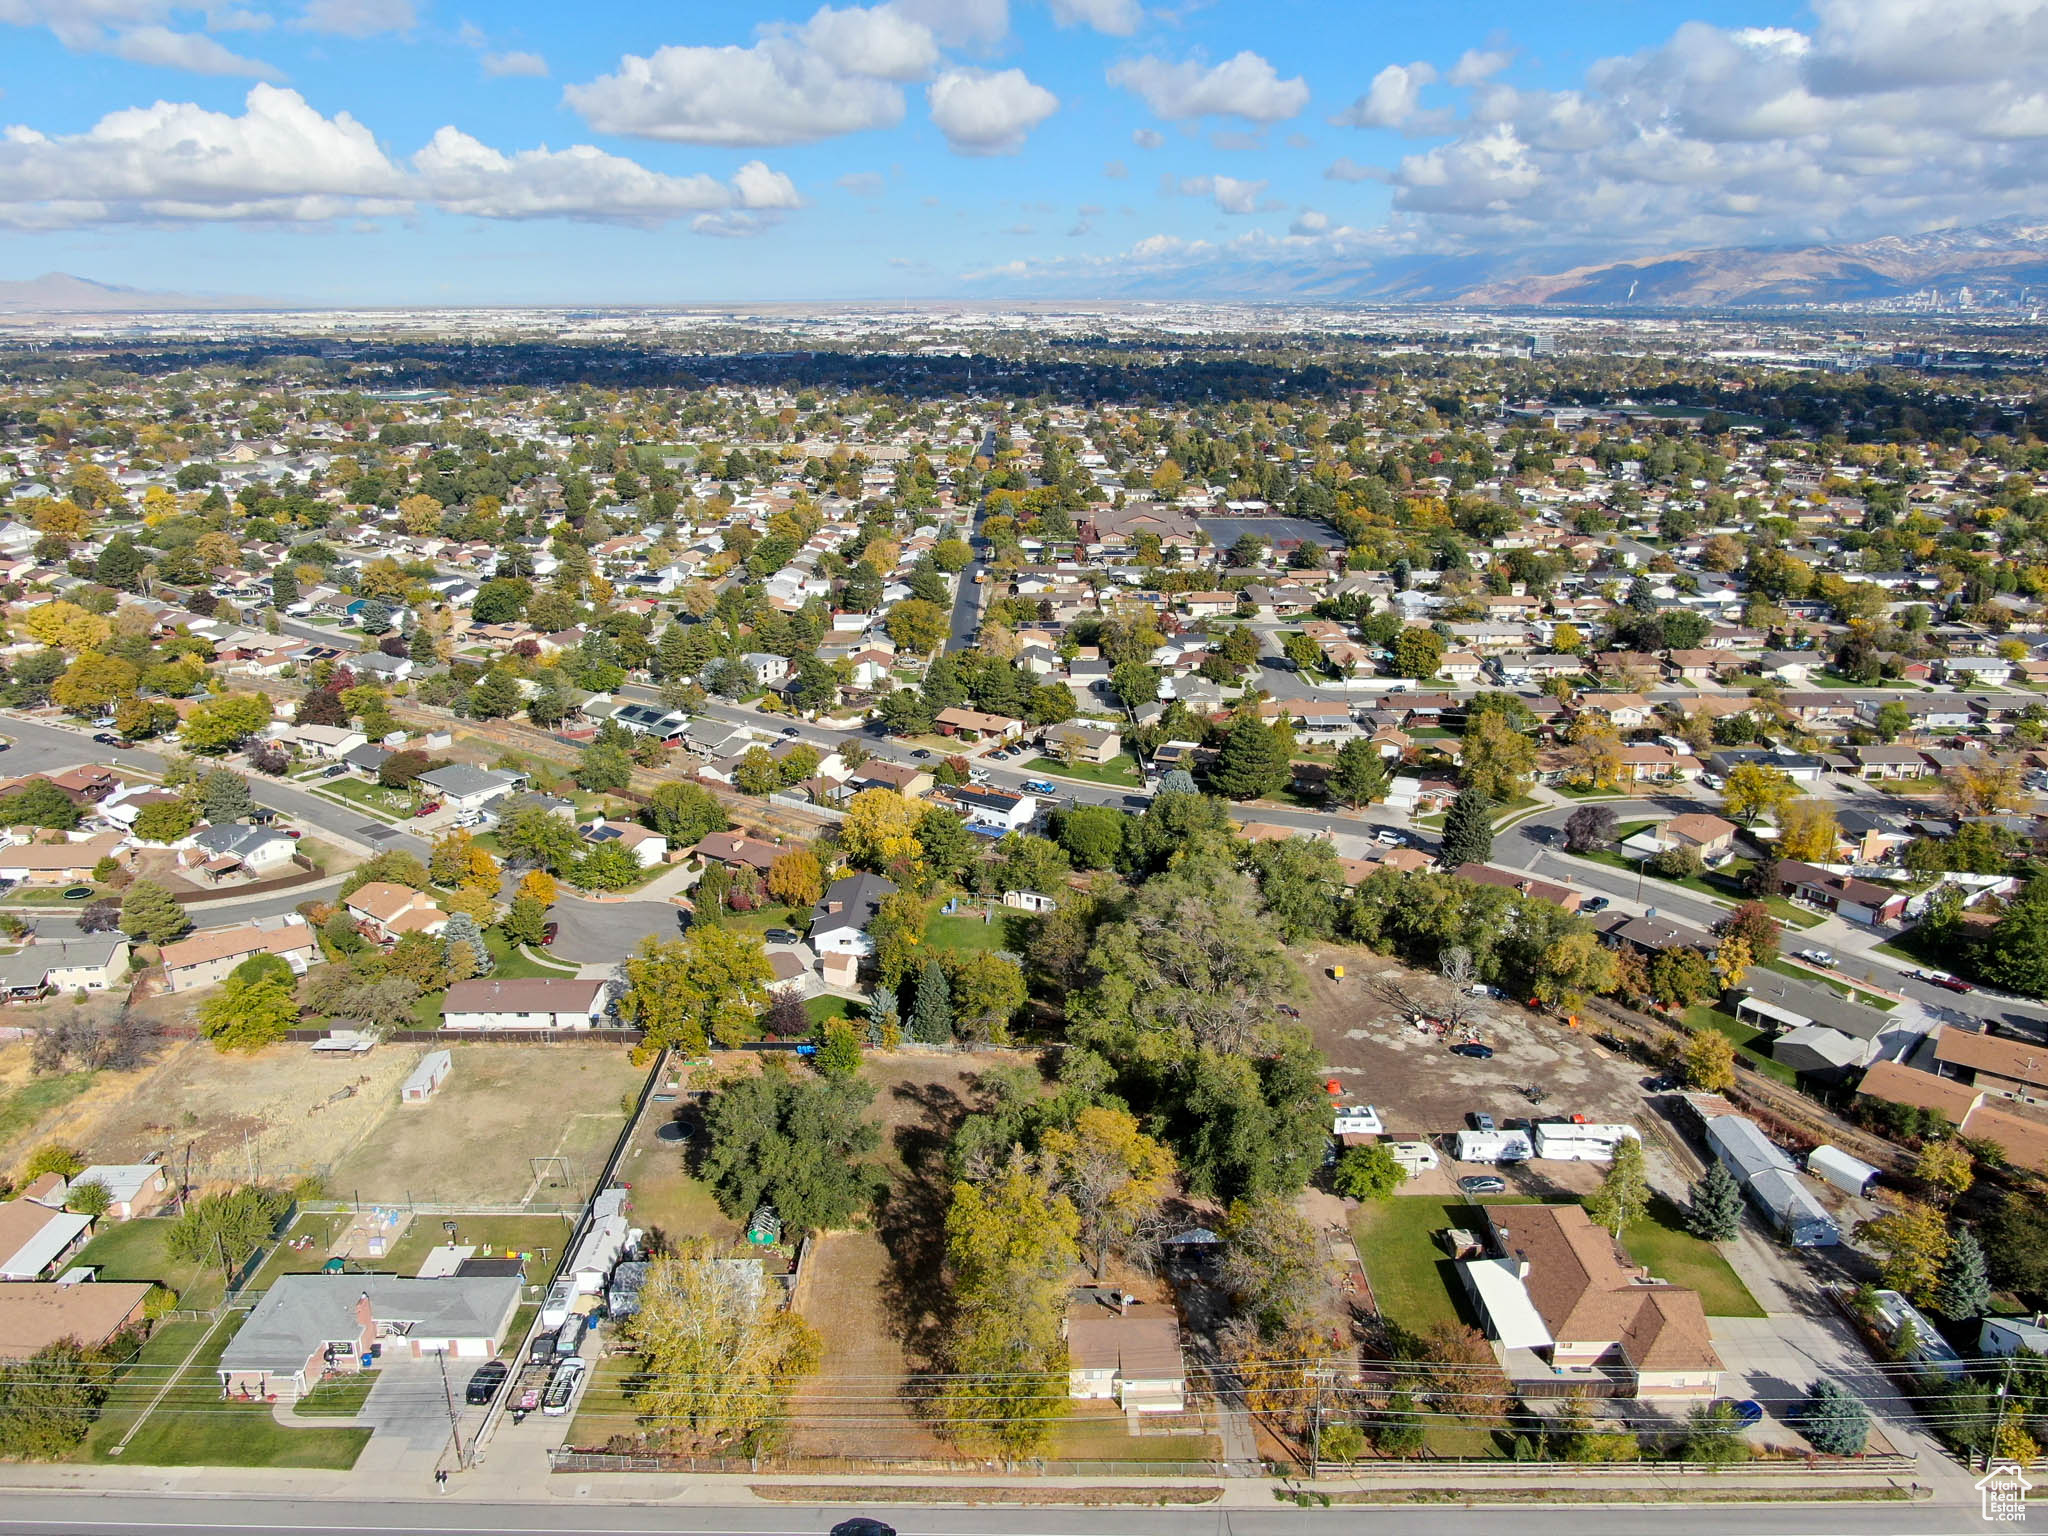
(0, 273, 269, 313)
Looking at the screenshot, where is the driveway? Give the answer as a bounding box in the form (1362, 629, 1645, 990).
(546, 896, 685, 965)
(356, 1353, 478, 1452)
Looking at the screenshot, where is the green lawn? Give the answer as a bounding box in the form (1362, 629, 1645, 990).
(1621, 1196, 1764, 1317)
(564, 1354, 641, 1449)
(9, 884, 113, 906)
(293, 1371, 378, 1417)
(90, 1313, 370, 1468)
(484, 926, 576, 978)
(380, 1213, 572, 1278)
(72, 1217, 225, 1313)
(927, 908, 1022, 956)
(805, 995, 854, 1024)
(1683, 1003, 1798, 1086)
(1023, 753, 1144, 788)
(79, 1319, 211, 1459)
(1051, 1410, 1221, 1462)
(240, 1210, 349, 1294)
(0, 1068, 96, 1153)
(309, 777, 414, 821)
(1352, 1195, 1537, 1339)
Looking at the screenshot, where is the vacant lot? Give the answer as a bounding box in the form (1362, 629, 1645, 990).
(1297, 944, 1649, 1136)
(785, 1228, 948, 1459)
(329, 1044, 646, 1206)
(21, 1037, 414, 1188)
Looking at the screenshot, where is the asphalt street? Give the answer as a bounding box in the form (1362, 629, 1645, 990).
(0, 1492, 1987, 1536)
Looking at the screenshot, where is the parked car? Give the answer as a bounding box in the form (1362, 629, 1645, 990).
(552, 1316, 585, 1358)
(1933, 975, 1976, 994)
(540, 922, 559, 946)
(322, 763, 350, 777)
(1021, 779, 1057, 795)
(830, 1521, 898, 1536)
(1799, 948, 1838, 969)
(1374, 828, 1403, 847)
(284, 828, 303, 839)
(764, 928, 798, 945)
(1458, 1175, 1507, 1196)
(781, 726, 801, 737)
(912, 749, 931, 760)
(541, 1356, 585, 1416)
(1451, 1042, 1495, 1059)
(1717, 1397, 1764, 1425)
(1468, 1111, 1496, 1133)
(414, 801, 442, 817)
(91, 732, 119, 746)
(1582, 896, 1610, 913)
(464, 1360, 509, 1405)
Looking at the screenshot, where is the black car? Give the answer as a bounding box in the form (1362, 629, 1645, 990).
(912, 748, 932, 759)
(1582, 896, 1610, 913)
(1450, 1042, 1495, 1059)
(781, 726, 802, 737)
(464, 1359, 509, 1405)
(91, 732, 118, 746)
(764, 928, 799, 944)
(830, 1523, 898, 1536)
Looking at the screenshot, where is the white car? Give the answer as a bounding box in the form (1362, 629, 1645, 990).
(1375, 829, 1404, 847)
(1799, 949, 1839, 969)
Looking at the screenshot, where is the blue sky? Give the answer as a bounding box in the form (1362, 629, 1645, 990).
(0, 1, 2040, 304)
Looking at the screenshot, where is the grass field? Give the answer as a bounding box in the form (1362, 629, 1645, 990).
(1022, 754, 1144, 788)
(241, 1209, 350, 1294)
(1050, 1407, 1221, 1462)
(1683, 1003, 1798, 1086)
(0, 1068, 96, 1161)
(927, 909, 1022, 956)
(806, 995, 854, 1024)
(293, 1371, 378, 1418)
(88, 1313, 370, 1468)
(1622, 1197, 1764, 1318)
(563, 1354, 639, 1449)
(309, 778, 413, 823)
(72, 1217, 225, 1312)
(381, 1213, 572, 1277)
(1353, 1196, 1535, 1338)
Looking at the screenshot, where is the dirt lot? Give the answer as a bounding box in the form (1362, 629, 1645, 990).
(1297, 943, 1652, 1141)
(329, 1044, 646, 1205)
(14, 1036, 414, 1187)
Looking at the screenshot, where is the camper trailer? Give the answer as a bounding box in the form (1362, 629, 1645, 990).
(1453, 1129, 1533, 1164)
(1531, 1123, 1640, 1163)
(1385, 1140, 1439, 1176)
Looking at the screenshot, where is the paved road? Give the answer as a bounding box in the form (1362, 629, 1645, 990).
(0, 1492, 1985, 1536)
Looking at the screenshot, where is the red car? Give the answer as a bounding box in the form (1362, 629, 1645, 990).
(1934, 975, 1975, 994)
(413, 801, 442, 818)
(541, 922, 559, 946)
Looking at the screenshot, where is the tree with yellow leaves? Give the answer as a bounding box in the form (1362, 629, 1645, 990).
(50, 653, 138, 716)
(440, 886, 497, 925)
(1714, 935, 1752, 991)
(515, 869, 557, 906)
(1775, 798, 1841, 862)
(398, 493, 443, 535)
(1855, 1197, 1950, 1306)
(429, 829, 501, 893)
(1561, 717, 1625, 790)
(840, 787, 926, 876)
(1040, 1105, 1175, 1279)
(22, 601, 111, 654)
(27, 498, 91, 540)
(1915, 1140, 1974, 1200)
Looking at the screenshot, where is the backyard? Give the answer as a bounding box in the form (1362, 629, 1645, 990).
(1684, 1003, 1799, 1086)
(1023, 753, 1144, 788)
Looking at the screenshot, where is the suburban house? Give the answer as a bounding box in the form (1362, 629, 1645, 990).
(1453, 862, 1583, 913)
(1065, 1312, 1187, 1413)
(810, 872, 898, 986)
(182, 822, 299, 881)
(270, 722, 367, 761)
(218, 1274, 522, 1400)
(159, 914, 320, 994)
(0, 833, 126, 886)
(0, 1282, 151, 1359)
(1771, 860, 1910, 926)
(0, 1192, 93, 1281)
(687, 831, 783, 874)
(344, 883, 447, 943)
(1658, 813, 1737, 857)
(1043, 721, 1123, 765)
(0, 937, 131, 999)
(414, 764, 526, 813)
(1593, 911, 1719, 960)
(581, 819, 668, 867)
(1457, 1203, 1723, 1399)
(1858, 1060, 2048, 1178)
(441, 977, 611, 1031)
(1931, 1026, 2048, 1108)
(68, 1163, 169, 1220)
(1732, 971, 1891, 1077)
(848, 761, 933, 799)
(933, 706, 1024, 744)
(934, 785, 1038, 834)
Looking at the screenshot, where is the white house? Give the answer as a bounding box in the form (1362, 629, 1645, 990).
(934, 785, 1038, 833)
(809, 872, 897, 959)
(441, 977, 610, 1031)
(582, 820, 667, 868)
(414, 764, 526, 812)
(1065, 1314, 1186, 1413)
(67, 1164, 169, 1220)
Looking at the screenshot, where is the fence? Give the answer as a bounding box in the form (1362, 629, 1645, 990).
(298, 1198, 585, 1218)
(176, 857, 331, 906)
(548, 1449, 1231, 1477)
(281, 1026, 643, 1046)
(1306, 1452, 1918, 1477)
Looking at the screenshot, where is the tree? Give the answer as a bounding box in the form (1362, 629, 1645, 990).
(1563, 804, 1617, 854)
(0, 1340, 118, 1460)
(1439, 788, 1494, 868)
(1219, 1196, 1322, 1338)
(199, 769, 255, 824)
(1281, 631, 1324, 675)
(909, 958, 954, 1043)
(643, 781, 728, 845)
(868, 890, 929, 991)
(1776, 798, 1840, 862)
(946, 951, 1026, 1043)
(1855, 1198, 1950, 1306)
(441, 910, 493, 978)
(840, 788, 926, 876)
(1916, 1139, 1975, 1200)
(499, 805, 582, 873)
(623, 1244, 822, 1449)
(1983, 877, 2048, 998)
(21, 1144, 84, 1181)
(618, 929, 774, 1057)
(502, 893, 550, 948)
(884, 598, 949, 655)
(1039, 1105, 1175, 1278)
(64, 1178, 112, 1219)
(1721, 762, 1797, 826)
(814, 1020, 862, 1077)
(197, 971, 299, 1051)
(0, 780, 78, 830)
(1799, 1381, 1869, 1456)
(1583, 1136, 1649, 1238)
(1055, 805, 1127, 870)
(1332, 1143, 1406, 1202)
(51, 653, 138, 717)
(165, 1185, 284, 1292)
(132, 800, 198, 843)
(118, 880, 188, 944)
(1650, 946, 1718, 1009)
(1717, 901, 1781, 964)
(766, 848, 823, 908)
(574, 840, 642, 892)
(1683, 1399, 1752, 1464)
(180, 693, 272, 754)
(1936, 1226, 1992, 1321)
(1680, 1028, 1737, 1092)
(1330, 738, 1391, 808)
(1207, 711, 1290, 801)
(430, 830, 500, 891)
(1461, 712, 1537, 801)
(1250, 835, 1343, 943)
(1392, 626, 1445, 679)
(1684, 1160, 1743, 1241)
(700, 1066, 886, 1234)
(937, 1158, 1079, 1456)
(467, 669, 522, 720)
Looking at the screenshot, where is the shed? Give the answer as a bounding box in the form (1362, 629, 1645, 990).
(1806, 1145, 1880, 1198)
(400, 1050, 452, 1104)
(1748, 1168, 1840, 1248)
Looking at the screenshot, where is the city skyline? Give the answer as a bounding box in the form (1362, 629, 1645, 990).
(3, 0, 2048, 304)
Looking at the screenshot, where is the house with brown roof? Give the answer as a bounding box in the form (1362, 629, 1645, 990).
(0, 833, 127, 886)
(933, 706, 1023, 743)
(1659, 813, 1737, 857)
(687, 830, 783, 874)
(1065, 1312, 1186, 1413)
(1933, 1027, 2048, 1108)
(159, 914, 320, 994)
(1459, 1203, 1722, 1399)
(1771, 860, 1909, 926)
(441, 977, 610, 1031)
(1454, 862, 1582, 913)
(343, 882, 445, 943)
(0, 1281, 150, 1359)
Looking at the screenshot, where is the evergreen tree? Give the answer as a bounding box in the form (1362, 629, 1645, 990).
(1439, 787, 1495, 868)
(1684, 1160, 1743, 1242)
(1207, 711, 1290, 801)
(1936, 1226, 1992, 1321)
(909, 959, 953, 1044)
(118, 880, 189, 945)
(653, 622, 693, 681)
(199, 768, 255, 824)
(270, 566, 298, 609)
(1798, 1380, 1870, 1455)
(408, 622, 438, 663)
(1330, 738, 1391, 807)
(441, 911, 494, 977)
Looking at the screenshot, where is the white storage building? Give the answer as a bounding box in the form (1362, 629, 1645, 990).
(1806, 1145, 1880, 1198)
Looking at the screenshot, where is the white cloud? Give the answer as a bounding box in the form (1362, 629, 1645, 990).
(295, 0, 414, 38)
(481, 50, 547, 78)
(889, 0, 1007, 48)
(927, 66, 1057, 155)
(1332, 61, 1436, 129)
(1324, 155, 1380, 182)
(1106, 50, 1309, 123)
(1173, 172, 1266, 214)
(838, 169, 885, 195)
(731, 158, 802, 208)
(103, 23, 279, 76)
(564, 5, 934, 146)
(1049, 0, 1140, 36)
(0, 83, 407, 226)
(1102, 158, 1128, 178)
(1290, 207, 1328, 235)
(1449, 47, 1513, 86)
(1131, 127, 1163, 148)
(413, 128, 736, 222)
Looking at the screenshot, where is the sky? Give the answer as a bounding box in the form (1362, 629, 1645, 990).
(2, 0, 2047, 305)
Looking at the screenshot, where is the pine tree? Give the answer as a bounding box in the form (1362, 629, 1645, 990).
(409, 622, 438, 663)
(1439, 787, 1495, 868)
(1935, 1226, 1992, 1321)
(1330, 738, 1391, 808)
(1684, 1160, 1743, 1242)
(441, 912, 494, 976)
(1798, 1380, 1869, 1455)
(909, 959, 953, 1044)
(1207, 711, 1290, 801)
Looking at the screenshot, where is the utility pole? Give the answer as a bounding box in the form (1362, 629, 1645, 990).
(436, 1349, 466, 1469)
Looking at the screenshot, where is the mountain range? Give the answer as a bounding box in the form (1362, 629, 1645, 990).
(0, 273, 268, 314)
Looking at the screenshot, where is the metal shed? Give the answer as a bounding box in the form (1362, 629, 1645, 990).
(1704, 1114, 1839, 1246)
(400, 1049, 451, 1104)
(1807, 1144, 1881, 1198)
